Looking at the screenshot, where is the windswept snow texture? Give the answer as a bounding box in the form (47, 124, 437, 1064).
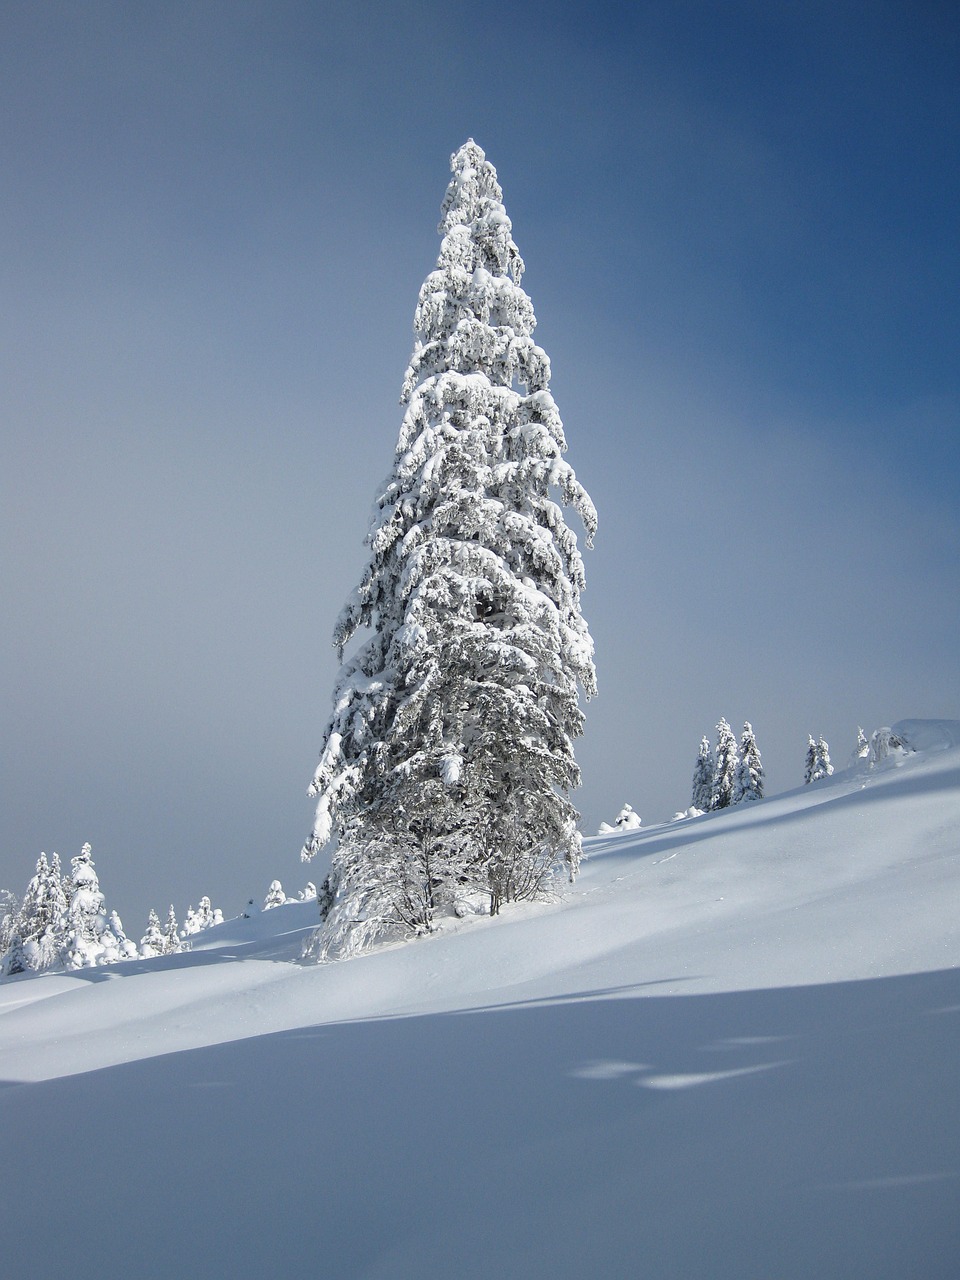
(1, 721, 959, 1279)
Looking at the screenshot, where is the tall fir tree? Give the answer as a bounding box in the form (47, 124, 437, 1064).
(732, 721, 764, 803)
(712, 718, 739, 810)
(303, 140, 597, 957)
(691, 735, 715, 812)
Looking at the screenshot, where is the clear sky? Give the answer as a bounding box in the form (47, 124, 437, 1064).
(3, 0, 958, 929)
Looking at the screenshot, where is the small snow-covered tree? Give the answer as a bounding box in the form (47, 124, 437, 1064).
(853, 726, 869, 761)
(299, 882, 318, 902)
(867, 726, 907, 767)
(138, 905, 186, 958)
(5, 852, 69, 973)
(598, 804, 642, 834)
(691, 736, 714, 812)
(163, 905, 185, 955)
(712, 719, 739, 810)
(99, 911, 137, 965)
(0, 889, 18, 955)
(182, 896, 223, 936)
(804, 736, 817, 784)
(732, 722, 764, 804)
(140, 909, 166, 957)
(805, 736, 833, 783)
(62, 843, 110, 969)
(263, 881, 286, 910)
(3, 931, 30, 977)
(303, 140, 596, 956)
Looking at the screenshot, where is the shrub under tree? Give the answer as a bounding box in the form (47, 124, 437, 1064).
(303, 140, 597, 958)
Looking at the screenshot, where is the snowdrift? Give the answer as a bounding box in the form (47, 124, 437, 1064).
(1, 721, 958, 1279)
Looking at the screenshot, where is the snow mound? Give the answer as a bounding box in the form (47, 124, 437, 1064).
(0, 720, 958, 1278)
(892, 717, 960, 753)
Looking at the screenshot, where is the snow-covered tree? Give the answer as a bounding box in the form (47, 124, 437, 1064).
(853, 726, 869, 761)
(712, 719, 739, 810)
(0, 889, 17, 955)
(691, 736, 714, 813)
(299, 882, 318, 902)
(3, 852, 69, 973)
(598, 804, 642, 834)
(614, 804, 641, 830)
(139, 909, 166, 957)
(303, 140, 596, 956)
(804, 736, 834, 784)
(99, 911, 137, 965)
(163, 906, 185, 955)
(61, 843, 111, 969)
(867, 726, 908, 767)
(263, 880, 286, 910)
(733, 722, 764, 804)
(182, 896, 223, 936)
(804, 736, 817, 784)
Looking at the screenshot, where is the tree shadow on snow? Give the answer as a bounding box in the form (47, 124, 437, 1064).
(1, 966, 959, 1280)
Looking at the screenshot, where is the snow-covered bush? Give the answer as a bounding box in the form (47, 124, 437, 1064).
(597, 804, 642, 835)
(302, 140, 596, 954)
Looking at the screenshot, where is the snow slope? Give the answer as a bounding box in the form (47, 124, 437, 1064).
(1, 720, 958, 1279)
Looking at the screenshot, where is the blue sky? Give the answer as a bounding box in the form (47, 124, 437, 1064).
(3, 0, 958, 927)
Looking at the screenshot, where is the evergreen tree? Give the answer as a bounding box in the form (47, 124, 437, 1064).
(805, 735, 834, 783)
(733, 721, 764, 804)
(263, 881, 286, 910)
(691, 735, 715, 812)
(853, 726, 869, 760)
(62, 843, 108, 969)
(867, 726, 907, 767)
(5, 852, 69, 972)
(0, 889, 18, 956)
(712, 718, 739, 810)
(303, 141, 596, 957)
(804, 735, 817, 785)
(182, 896, 223, 936)
(163, 906, 184, 955)
(140, 909, 166, 957)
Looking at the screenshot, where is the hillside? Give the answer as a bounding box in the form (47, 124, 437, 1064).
(1, 720, 958, 1279)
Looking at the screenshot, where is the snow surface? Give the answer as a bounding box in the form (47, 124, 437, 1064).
(1, 719, 958, 1278)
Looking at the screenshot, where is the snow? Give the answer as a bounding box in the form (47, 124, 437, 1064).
(0, 721, 958, 1278)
